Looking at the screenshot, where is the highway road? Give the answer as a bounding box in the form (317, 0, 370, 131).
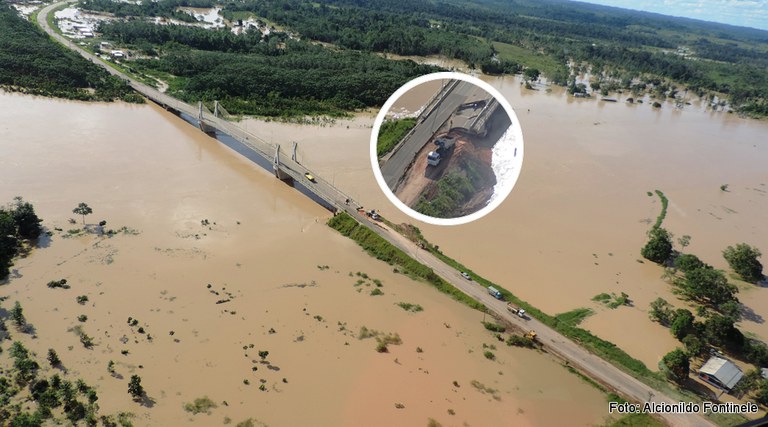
(380, 80, 480, 191)
(38, 5, 717, 425)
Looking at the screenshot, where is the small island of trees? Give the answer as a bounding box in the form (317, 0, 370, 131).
(1, 197, 43, 280)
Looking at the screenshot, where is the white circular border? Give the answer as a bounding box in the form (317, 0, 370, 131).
(370, 72, 525, 226)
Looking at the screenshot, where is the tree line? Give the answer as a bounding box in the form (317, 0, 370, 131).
(1, 197, 43, 280)
(0, 4, 141, 103)
(640, 193, 766, 401)
(81, 0, 213, 22)
(87, 0, 768, 116)
(99, 21, 439, 117)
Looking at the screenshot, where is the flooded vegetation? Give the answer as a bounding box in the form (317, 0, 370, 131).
(0, 92, 612, 426)
(3, 0, 768, 423)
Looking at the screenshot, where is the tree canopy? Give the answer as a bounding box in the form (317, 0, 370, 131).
(723, 243, 764, 283)
(660, 349, 689, 383)
(1, 198, 44, 280)
(641, 227, 673, 264)
(681, 267, 738, 306)
(0, 4, 139, 102)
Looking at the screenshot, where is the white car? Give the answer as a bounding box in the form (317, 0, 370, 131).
(461, 272, 471, 280)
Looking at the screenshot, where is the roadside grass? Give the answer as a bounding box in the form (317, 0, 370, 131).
(377, 117, 417, 157)
(335, 213, 749, 426)
(603, 413, 666, 427)
(44, 3, 69, 37)
(327, 213, 484, 310)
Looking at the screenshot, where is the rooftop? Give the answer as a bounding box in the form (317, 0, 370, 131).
(699, 357, 744, 390)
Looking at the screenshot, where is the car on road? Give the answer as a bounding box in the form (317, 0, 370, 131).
(461, 272, 471, 280)
(304, 172, 316, 183)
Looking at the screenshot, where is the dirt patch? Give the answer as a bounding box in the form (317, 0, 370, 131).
(397, 106, 512, 218)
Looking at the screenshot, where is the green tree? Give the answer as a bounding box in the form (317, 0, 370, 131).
(72, 203, 93, 225)
(10, 412, 43, 427)
(682, 267, 738, 306)
(11, 301, 25, 328)
(10, 197, 43, 240)
(47, 348, 61, 367)
(258, 350, 269, 361)
(523, 68, 540, 81)
(128, 375, 144, 400)
(723, 243, 764, 283)
(649, 297, 673, 325)
(757, 380, 768, 406)
(0, 209, 19, 279)
(660, 349, 689, 383)
(641, 227, 673, 264)
(674, 253, 706, 274)
(670, 309, 694, 340)
(704, 314, 743, 349)
(677, 235, 691, 253)
(717, 300, 742, 321)
(682, 334, 705, 357)
(744, 340, 768, 367)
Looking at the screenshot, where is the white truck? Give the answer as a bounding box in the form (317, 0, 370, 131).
(426, 136, 456, 167)
(506, 302, 526, 318)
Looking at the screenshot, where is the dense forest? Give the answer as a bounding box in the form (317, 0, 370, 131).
(1, 198, 43, 281)
(83, 0, 768, 117)
(0, 4, 140, 103)
(98, 22, 438, 116)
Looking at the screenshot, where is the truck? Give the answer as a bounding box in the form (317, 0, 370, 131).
(365, 209, 380, 221)
(487, 286, 502, 300)
(426, 136, 456, 167)
(506, 302, 526, 318)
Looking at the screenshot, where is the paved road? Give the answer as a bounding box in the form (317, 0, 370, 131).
(380, 80, 478, 191)
(38, 6, 716, 426)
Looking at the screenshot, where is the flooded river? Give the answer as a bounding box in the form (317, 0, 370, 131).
(242, 74, 768, 374)
(0, 91, 609, 426)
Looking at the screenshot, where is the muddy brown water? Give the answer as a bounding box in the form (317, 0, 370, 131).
(0, 91, 609, 426)
(246, 74, 768, 375)
(388, 79, 446, 118)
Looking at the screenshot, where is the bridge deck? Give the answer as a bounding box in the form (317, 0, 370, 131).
(50, 39, 356, 214)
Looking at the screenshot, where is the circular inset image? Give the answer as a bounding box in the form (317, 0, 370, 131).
(371, 72, 524, 226)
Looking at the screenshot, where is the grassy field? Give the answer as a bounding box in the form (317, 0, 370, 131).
(491, 41, 563, 77)
(377, 117, 417, 157)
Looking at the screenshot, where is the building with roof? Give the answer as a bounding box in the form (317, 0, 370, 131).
(698, 356, 744, 392)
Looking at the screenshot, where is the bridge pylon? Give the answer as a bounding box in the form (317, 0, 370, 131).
(197, 101, 215, 134)
(273, 145, 292, 181)
(213, 100, 220, 118)
(291, 141, 298, 163)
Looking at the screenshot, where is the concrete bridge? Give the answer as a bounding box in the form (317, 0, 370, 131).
(38, 1, 358, 214)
